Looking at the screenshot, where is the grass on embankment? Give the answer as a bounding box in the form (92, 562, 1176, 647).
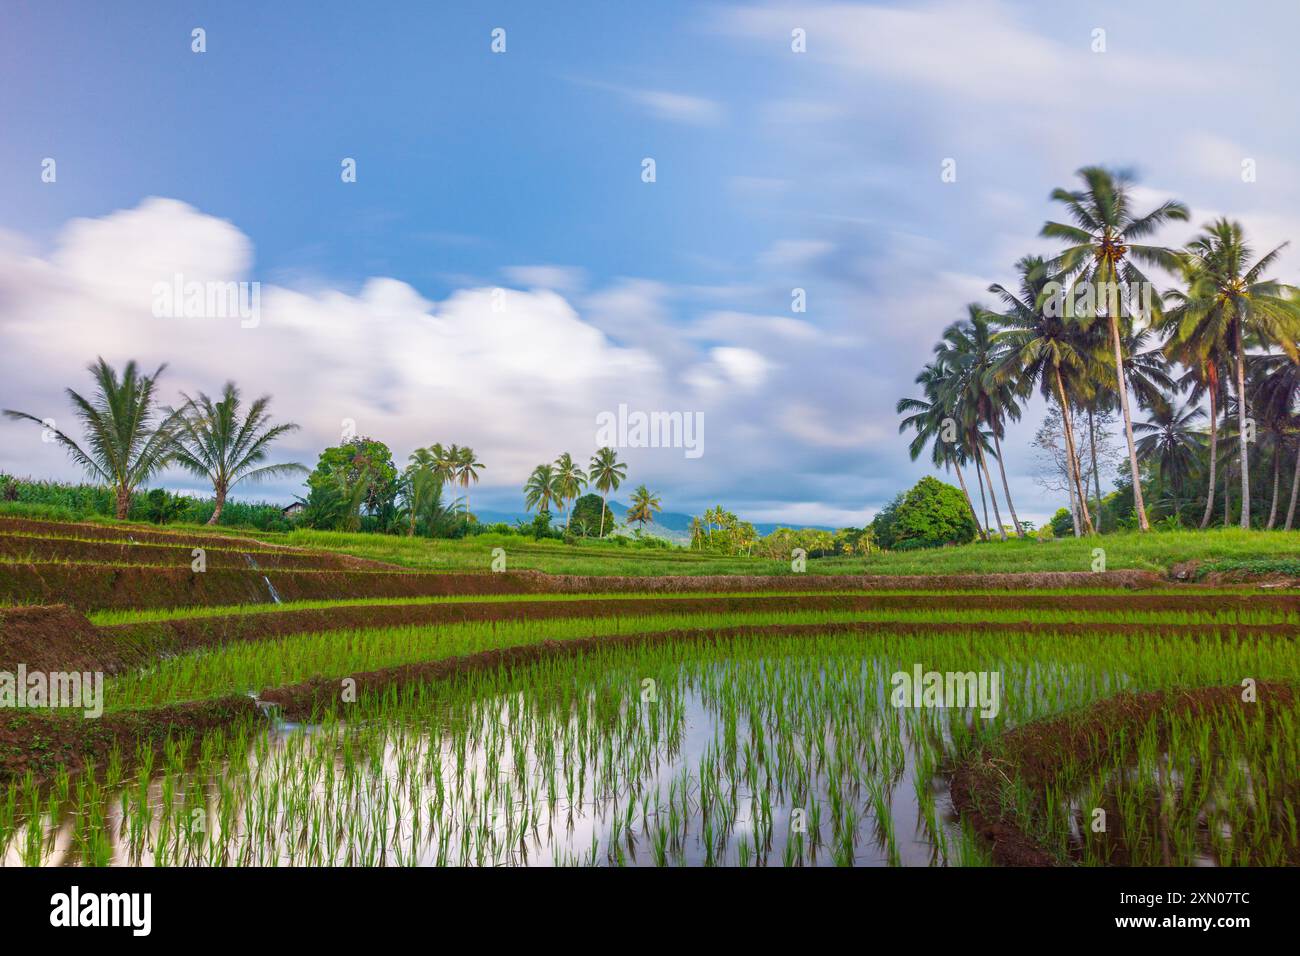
(87, 587, 1230, 626)
(102, 605, 1300, 709)
(284, 526, 1300, 576)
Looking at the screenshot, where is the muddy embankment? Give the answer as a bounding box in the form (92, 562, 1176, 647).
(0, 562, 1185, 612)
(950, 682, 1296, 866)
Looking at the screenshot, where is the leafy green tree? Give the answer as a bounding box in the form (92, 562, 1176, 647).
(168, 381, 305, 524)
(588, 447, 627, 537)
(890, 476, 979, 549)
(4, 357, 184, 519)
(1133, 397, 1205, 504)
(569, 493, 608, 536)
(306, 437, 398, 525)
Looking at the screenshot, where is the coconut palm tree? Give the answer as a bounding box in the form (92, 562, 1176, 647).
(897, 361, 985, 540)
(1166, 219, 1300, 528)
(1163, 305, 1230, 529)
(454, 446, 484, 526)
(552, 452, 587, 531)
(626, 485, 662, 530)
(167, 382, 305, 524)
(1250, 352, 1300, 529)
(588, 446, 627, 537)
(990, 256, 1095, 534)
(1133, 397, 1205, 507)
(4, 358, 184, 519)
(933, 307, 1023, 538)
(1042, 165, 1190, 531)
(523, 463, 560, 519)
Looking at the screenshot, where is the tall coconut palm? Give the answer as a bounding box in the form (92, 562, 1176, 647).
(523, 463, 560, 518)
(4, 358, 184, 519)
(1133, 396, 1205, 507)
(1251, 352, 1300, 529)
(552, 452, 587, 530)
(1163, 301, 1230, 529)
(1167, 219, 1300, 528)
(897, 361, 985, 540)
(454, 446, 484, 526)
(1042, 165, 1190, 531)
(990, 256, 1095, 534)
(168, 382, 305, 524)
(588, 446, 627, 537)
(935, 305, 1025, 537)
(626, 485, 662, 530)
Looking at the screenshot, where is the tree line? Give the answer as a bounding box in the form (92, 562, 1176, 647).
(899, 165, 1300, 538)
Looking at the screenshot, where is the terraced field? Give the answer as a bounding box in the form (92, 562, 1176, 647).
(0, 515, 1296, 867)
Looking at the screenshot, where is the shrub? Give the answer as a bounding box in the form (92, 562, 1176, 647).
(889, 476, 978, 549)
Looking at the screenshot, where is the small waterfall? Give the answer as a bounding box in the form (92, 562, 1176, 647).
(262, 575, 283, 604)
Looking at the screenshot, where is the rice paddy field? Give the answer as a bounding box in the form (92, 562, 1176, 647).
(0, 514, 1297, 868)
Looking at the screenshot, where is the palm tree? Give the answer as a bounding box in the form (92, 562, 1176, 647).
(935, 305, 1024, 537)
(1133, 397, 1205, 508)
(897, 361, 984, 540)
(523, 463, 559, 519)
(626, 485, 662, 530)
(990, 256, 1095, 534)
(588, 446, 627, 537)
(552, 452, 588, 531)
(1164, 306, 1230, 528)
(167, 382, 305, 524)
(1250, 352, 1300, 529)
(4, 358, 183, 519)
(454, 446, 484, 526)
(1042, 165, 1190, 531)
(1166, 219, 1300, 528)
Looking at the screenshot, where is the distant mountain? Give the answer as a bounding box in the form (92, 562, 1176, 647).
(473, 501, 836, 545)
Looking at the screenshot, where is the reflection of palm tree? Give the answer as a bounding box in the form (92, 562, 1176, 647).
(588, 447, 626, 537)
(5, 358, 184, 520)
(1042, 165, 1190, 531)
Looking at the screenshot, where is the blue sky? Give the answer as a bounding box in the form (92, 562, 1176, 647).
(3, 0, 1298, 525)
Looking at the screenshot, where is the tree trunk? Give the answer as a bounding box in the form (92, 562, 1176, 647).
(1066, 451, 1081, 537)
(1236, 324, 1251, 529)
(599, 494, 608, 537)
(1111, 314, 1149, 531)
(1223, 455, 1233, 528)
(207, 486, 227, 526)
(1285, 440, 1300, 531)
(1054, 369, 1094, 534)
(991, 430, 1023, 537)
(973, 447, 991, 540)
(1088, 407, 1102, 525)
(1267, 444, 1281, 529)
(115, 486, 131, 521)
(977, 443, 1007, 541)
(1200, 381, 1218, 529)
(952, 461, 981, 539)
